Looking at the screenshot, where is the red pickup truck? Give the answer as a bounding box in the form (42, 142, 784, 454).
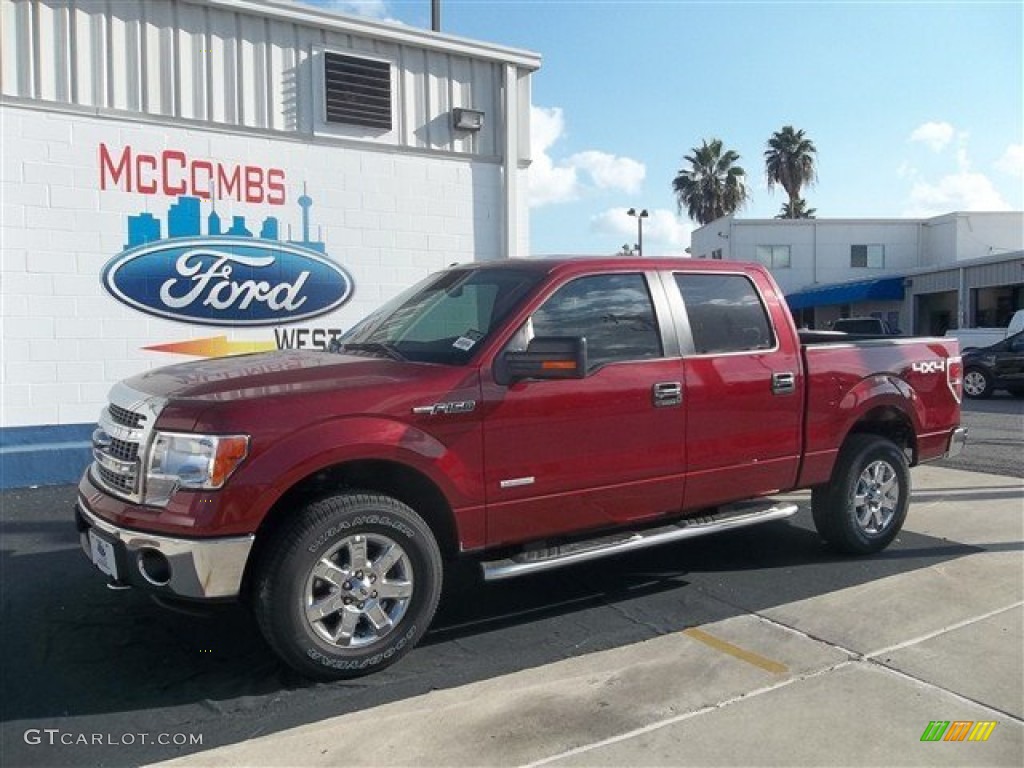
(77, 258, 965, 679)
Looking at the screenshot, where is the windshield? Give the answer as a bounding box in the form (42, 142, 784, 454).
(338, 267, 543, 365)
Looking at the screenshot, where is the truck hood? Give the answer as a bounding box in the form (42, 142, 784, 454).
(125, 350, 441, 402)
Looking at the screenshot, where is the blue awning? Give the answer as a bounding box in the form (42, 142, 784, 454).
(786, 276, 904, 310)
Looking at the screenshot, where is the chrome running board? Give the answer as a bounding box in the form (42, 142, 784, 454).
(480, 502, 799, 581)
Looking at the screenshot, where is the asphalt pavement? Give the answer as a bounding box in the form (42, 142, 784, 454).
(936, 392, 1024, 478)
(0, 396, 1020, 767)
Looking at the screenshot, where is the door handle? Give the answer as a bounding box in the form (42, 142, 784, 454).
(653, 381, 682, 407)
(772, 372, 796, 395)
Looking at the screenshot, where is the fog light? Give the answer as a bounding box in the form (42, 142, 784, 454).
(138, 549, 171, 586)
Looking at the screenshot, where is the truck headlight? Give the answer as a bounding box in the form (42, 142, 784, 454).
(144, 432, 249, 506)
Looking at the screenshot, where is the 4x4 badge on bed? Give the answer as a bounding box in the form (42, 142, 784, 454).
(912, 360, 945, 374)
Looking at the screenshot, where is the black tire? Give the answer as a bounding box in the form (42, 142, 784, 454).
(811, 434, 910, 555)
(962, 367, 994, 399)
(253, 492, 442, 680)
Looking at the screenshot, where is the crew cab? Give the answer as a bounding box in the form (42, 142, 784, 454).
(77, 258, 965, 679)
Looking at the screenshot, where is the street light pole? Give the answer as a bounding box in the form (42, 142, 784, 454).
(626, 208, 649, 256)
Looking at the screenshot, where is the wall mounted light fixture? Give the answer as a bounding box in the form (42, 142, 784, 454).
(453, 108, 485, 131)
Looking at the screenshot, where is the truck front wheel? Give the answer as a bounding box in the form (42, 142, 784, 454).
(252, 492, 442, 680)
(811, 435, 909, 555)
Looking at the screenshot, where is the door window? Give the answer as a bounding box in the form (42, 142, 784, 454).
(515, 273, 662, 370)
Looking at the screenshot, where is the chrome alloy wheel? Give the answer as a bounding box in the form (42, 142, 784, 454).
(853, 460, 900, 534)
(963, 370, 988, 397)
(303, 533, 414, 648)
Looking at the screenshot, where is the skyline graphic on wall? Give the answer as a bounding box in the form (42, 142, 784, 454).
(103, 186, 353, 328)
(125, 189, 326, 252)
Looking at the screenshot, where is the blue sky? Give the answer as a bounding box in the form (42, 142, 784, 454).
(308, 1, 1023, 256)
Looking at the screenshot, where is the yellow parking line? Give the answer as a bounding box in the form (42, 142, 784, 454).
(683, 627, 789, 675)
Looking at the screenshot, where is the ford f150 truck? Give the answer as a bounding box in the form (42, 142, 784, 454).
(77, 258, 965, 679)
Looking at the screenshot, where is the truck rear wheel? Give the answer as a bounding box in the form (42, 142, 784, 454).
(811, 435, 909, 555)
(252, 492, 442, 680)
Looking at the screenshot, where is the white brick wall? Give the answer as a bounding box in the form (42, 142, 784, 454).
(1, 105, 506, 428)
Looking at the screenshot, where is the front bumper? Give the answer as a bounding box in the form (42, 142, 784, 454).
(76, 498, 254, 599)
(945, 427, 968, 459)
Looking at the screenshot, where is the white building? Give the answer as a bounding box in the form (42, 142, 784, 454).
(0, 0, 540, 487)
(690, 212, 1024, 333)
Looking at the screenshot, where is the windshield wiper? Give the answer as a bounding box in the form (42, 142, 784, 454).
(340, 341, 406, 362)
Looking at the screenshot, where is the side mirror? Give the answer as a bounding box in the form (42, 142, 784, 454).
(504, 336, 587, 382)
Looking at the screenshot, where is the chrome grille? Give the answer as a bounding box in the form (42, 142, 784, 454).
(107, 437, 139, 463)
(90, 383, 165, 503)
(108, 403, 145, 429)
(97, 463, 137, 494)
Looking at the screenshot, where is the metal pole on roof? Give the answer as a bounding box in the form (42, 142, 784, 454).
(432, 0, 441, 31)
(627, 208, 649, 257)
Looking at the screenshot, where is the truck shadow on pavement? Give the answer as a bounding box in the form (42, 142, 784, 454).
(0, 485, 984, 767)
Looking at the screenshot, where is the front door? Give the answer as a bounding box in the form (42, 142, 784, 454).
(481, 272, 686, 547)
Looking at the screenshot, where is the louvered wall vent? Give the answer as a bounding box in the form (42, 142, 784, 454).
(324, 52, 392, 130)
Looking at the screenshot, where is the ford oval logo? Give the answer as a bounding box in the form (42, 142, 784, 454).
(101, 238, 353, 327)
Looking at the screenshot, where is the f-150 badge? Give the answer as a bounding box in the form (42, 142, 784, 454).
(411, 401, 477, 416)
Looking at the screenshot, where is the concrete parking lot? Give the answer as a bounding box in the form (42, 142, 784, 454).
(1, 398, 1021, 768)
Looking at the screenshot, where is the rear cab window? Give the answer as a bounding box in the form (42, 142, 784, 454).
(674, 273, 775, 355)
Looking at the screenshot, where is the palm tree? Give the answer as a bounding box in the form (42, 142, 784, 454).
(765, 126, 817, 219)
(672, 139, 749, 225)
(776, 199, 816, 219)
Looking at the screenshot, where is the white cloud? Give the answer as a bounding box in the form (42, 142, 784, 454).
(529, 106, 579, 206)
(995, 143, 1024, 178)
(591, 208, 691, 255)
(567, 151, 645, 194)
(909, 121, 955, 152)
(895, 161, 918, 180)
(528, 106, 646, 207)
(904, 172, 1010, 217)
(903, 136, 1011, 216)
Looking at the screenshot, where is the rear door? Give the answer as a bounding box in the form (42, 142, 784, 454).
(481, 271, 687, 546)
(671, 270, 803, 509)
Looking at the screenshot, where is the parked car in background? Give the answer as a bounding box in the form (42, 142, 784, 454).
(829, 317, 901, 335)
(945, 309, 1024, 352)
(962, 330, 1024, 399)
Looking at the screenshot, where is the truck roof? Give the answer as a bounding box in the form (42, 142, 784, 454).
(461, 257, 767, 277)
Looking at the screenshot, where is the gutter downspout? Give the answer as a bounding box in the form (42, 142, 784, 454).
(958, 266, 967, 328)
(501, 64, 519, 259)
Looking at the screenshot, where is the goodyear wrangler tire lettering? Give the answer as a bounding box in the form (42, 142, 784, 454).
(255, 493, 441, 681)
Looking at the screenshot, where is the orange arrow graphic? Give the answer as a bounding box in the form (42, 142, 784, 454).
(144, 336, 277, 358)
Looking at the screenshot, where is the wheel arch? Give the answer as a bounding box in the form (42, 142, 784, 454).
(844, 405, 917, 465)
(240, 459, 460, 599)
